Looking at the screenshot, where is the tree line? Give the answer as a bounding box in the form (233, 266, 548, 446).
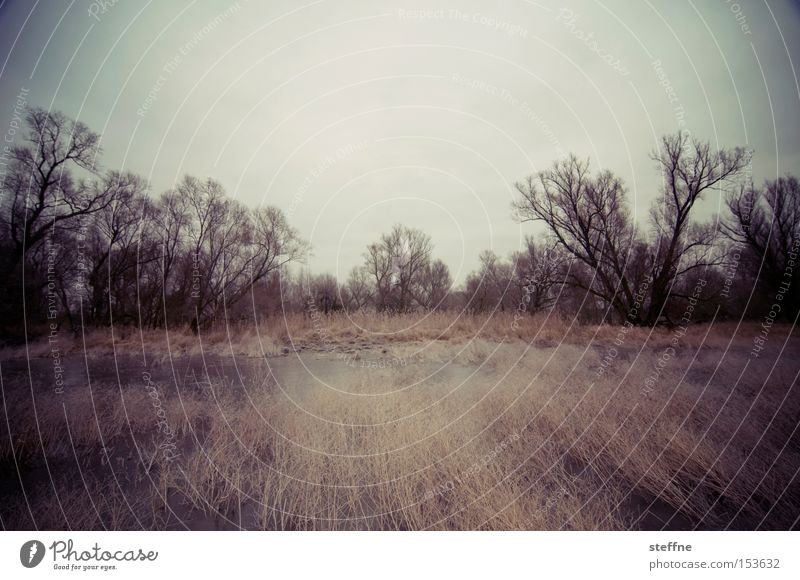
(0, 108, 306, 337)
(511, 134, 798, 326)
(1, 108, 798, 342)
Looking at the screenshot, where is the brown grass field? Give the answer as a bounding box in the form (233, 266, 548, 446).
(1, 312, 799, 530)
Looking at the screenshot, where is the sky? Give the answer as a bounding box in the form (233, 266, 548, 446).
(1, 0, 799, 284)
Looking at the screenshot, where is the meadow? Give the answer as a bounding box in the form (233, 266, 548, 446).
(1, 313, 798, 530)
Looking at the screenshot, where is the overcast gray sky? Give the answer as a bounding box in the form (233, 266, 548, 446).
(1, 0, 798, 283)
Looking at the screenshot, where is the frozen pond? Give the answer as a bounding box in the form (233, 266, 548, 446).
(0, 348, 483, 401)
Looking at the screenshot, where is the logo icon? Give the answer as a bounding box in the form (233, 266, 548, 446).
(20, 540, 45, 568)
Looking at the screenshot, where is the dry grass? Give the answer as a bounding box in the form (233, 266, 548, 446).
(4, 311, 796, 361)
(2, 324, 799, 530)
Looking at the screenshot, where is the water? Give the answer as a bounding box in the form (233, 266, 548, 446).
(0, 348, 482, 400)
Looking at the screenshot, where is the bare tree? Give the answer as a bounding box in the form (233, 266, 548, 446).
(363, 224, 433, 312)
(0, 109, 315, 336)
(0, 108, 113, 276)
(364, 239, 393, 311)
(485, 250, 516, 311)
(513, 133, 748, 326)
(463, 251, 513, 313)
(174, 177, 307, 331)
(16, 224, 80, 334)
(84, 172, 152, 325)
(464, 270, 490, 313)
(342, 265, 372, 311)
(307, 273, 341, 314)
(723, 175, 800, 319)
(511, 236, 565, 314)
(226, 205, 307, 312)
(647, 132, 748, 323)
(417, 258, 452, 310)
(513, 154, 642, 322)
